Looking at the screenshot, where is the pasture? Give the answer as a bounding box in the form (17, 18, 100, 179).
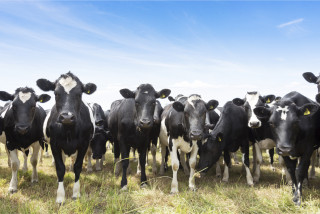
(0, 143, 320, 214)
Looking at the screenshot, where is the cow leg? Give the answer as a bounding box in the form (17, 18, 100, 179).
(30, 142, 40, 183)
(114, 141, 121, 176)
(151, 144, 157, 175)
(222, 151, 230, 182)
(180, 151, 190, 176)
(52, 147, 66, 204)
(22, 150, 28, 172)
(232, 152, 239, 165)
(188, 143, 198, 191)
(120, 142, 130, 190)
(9, 149, 20, 193)
(309, 150, 316, 179)
(242, 145, 254, 186)
(95, 158, 102, 171)
(252, 144, 257, 175)
(139, 148, 148, 188)
(268, 148, 275, 171)
(279, 156, 292, 184)
(282, 156, 299, 205)
(72, 149, 86, 200)
(131, 147, 137, 162)
(5, 145, 11, 167)
(215, 161, 221, 178)
(170, 142, 179, 194)
(86, 146, 93, 172)
(39, 147, 44, 164)
(159, 143, 167, 175)
(253, 143, 262, 183)
(137, 156, 141, 175)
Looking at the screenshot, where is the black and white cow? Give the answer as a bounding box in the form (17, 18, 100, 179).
(0, 87, 50, 193)
(108, 84, 170, 190)
(232, 92, 278, 183)
(159, 94, 218, 193)
(36, 72, 96, 204)
(254, 91, 320, 205)
(86, 103, 109, 172)
(197, 101, 254, 186)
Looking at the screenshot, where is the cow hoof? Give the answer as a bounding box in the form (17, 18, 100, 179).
(248, 183, 254, 187)
(32, 179, 38, 183)
(253, 177, 259, 183)
(9, 188, 18, 194)
(222, 179, 228, 183)
(189, 187, 196, 192)
(120, 185, 128, 191)
(136, 171, 141, 175)
(56, 199, 65, 205)
(87, 168, 93, 173)
(216, 174, 221, 178)
(95, 167, 102, 171)
(141, 183, 148, 189)
(72, 196, 80, 201)
(170, 189, 179, 194)
(22, 168, 28, 173)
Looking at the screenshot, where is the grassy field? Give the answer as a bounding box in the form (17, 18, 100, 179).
(0, 143, 320, 214)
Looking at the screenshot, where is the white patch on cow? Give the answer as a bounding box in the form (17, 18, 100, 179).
(143, 91, 148, 94)
(257, 138, 276, 150)
(59, 76, 77, 94)
(188, 142, 198, 191)
(245, 92, 261, 127)
(188, 95, 202, 109)
(222, 165, 229, 182)
(276, 106, 289, 120)
(214, 108, 221, 117)
(242, 154, 254, 186)
(84, 102, 95, 136)
(170, 143, 179, 194)
(18, 92, 31, 103)
(72, 180, 81, 199)
(43, 110, 51, 139)
(56, 182, 65, 204)
(1, 103, 12, 118)
(172, 136, 193, 153)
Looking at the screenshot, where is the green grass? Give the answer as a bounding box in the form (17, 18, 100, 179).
(0, 143, 320, 213)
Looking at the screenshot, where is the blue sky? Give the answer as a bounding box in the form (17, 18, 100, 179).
(0, 1, 320, 109)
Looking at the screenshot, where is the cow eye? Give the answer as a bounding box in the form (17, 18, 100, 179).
(12, 106, 17, 111)
(269, 122, 275, 128)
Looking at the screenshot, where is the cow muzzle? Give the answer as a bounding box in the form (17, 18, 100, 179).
(139, 118, 152, 129)
(59, 112, 76, 125)
(249, 121, 261, 128)
(190, 130, 202, 141)
(277, 146, 291, 156)
(15, 125, 30, 135)
(95, 120, 104, 127)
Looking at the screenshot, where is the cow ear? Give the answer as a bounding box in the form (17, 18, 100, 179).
(302, 72, 318, 84)
(232, 98, 245, 106)
(253, 107, 271, 119)
(264, 95, 276, 104)
(172, 101, 184, 112)
(0, 91, 14, 101)
(299, 103, 318, 117)
(206, 100, 219, 111)
(157, 89, 171, 99)
(168, 96, 175, 102)
(83, 83, 97, 95)
(120, 89, 135, 98)
(36, 79, 55, 91)
(275, 96, 281, 102)
(37, 94, 51, 103)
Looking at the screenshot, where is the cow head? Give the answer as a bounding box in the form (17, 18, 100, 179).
(36, 72, 96, 126)
(197, 132, 223, 173)
(0, 87, 50, 135)
(302, 72, 320, 103)
(254, 101, 318, 156)
(120, 84, 170, 129)
(172, 94, 219, 141)
(233, 92, 275, 128)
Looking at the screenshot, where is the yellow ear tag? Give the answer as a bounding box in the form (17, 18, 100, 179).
(304, 108, 311, 116)
(266, 98, 270, 103)
(209, 106, 214, 110)
(87, 90, 90, 94)
(161, 94, 166, 98)
(218, 137, 222, 142)
(40, 99, 43, 103)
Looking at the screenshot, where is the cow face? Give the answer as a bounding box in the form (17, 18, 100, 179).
(120, 84, 170, 129)
(91, 128, 108, 159)
(197, 132, 223, 173)
(172, 95, 218, 141)
(91, 103, 106, 127)
(233, 92, 275, 128)
(254, 102, 318, 156)
(0, 87, 50, 135)
(37, 72, 96, 126)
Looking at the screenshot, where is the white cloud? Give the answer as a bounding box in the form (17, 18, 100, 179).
(277, 18, 304, 28)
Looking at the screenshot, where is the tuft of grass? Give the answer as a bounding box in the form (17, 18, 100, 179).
(1, 143, 320, 213)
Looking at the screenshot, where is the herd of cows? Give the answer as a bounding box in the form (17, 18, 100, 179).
(1, 71, 320, 206)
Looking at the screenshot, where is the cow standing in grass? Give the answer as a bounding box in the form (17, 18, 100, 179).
(0, 87, 50, 193)
(37, 72, 96, 204)
(108, 84, 170, 190)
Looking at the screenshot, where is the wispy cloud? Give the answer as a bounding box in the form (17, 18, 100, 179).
(277, 18, 304, 28)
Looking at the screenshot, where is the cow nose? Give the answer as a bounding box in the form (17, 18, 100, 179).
(277, 147, 291, 156)
(16, 125, 29, 135)
(190, 130, 202, 140)
(139, 119, 151, 128)
(249, 121, 260, 128)
(59, 112, 75, 125)
(95, 120, 104, 127)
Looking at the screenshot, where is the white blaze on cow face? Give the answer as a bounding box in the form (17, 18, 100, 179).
(276, 106, 289, 120)
(245, 92, 261, 127)
(187, 95, 202, 109)
(18, 92, 31, 103)
(58, 76, 77, 94)
(143, 91, 148, 94)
